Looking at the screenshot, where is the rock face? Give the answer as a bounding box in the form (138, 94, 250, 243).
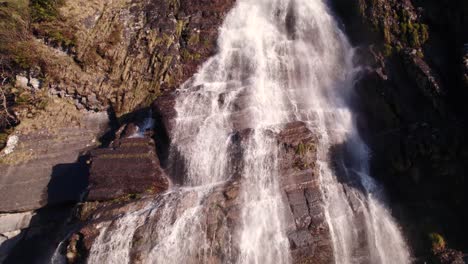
(87, 137, 169, 201)
(60, 103, 333, 263)
(330, 0, 468, 260)
(33, 0, 236, 114)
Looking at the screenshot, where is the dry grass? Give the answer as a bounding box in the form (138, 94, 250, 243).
(15, 97, 83, 134)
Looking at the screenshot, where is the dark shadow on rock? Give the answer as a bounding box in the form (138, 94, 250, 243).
(97, 106, 120, 147)
(2, 205, 76, 264)
(47, 155, 90, 206)
(327, 135, 423, 255)
(327, 141, 369, 195)
(99, 106, 155, 148)
(165, 147, 188, 185)
(2, 154, 90, 264)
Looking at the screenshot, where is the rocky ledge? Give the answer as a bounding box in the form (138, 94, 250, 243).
(0, 99, 109, 263)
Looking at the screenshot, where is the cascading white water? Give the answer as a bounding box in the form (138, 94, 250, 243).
(84, 0, 411, 263)
(273, 0, 412, 263)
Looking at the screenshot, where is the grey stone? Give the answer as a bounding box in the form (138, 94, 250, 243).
(289, 230, 314, 248)
(0, 212, 35, 234)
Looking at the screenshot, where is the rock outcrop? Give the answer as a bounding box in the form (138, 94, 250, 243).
(330, 0, 468, 260)
(276, 122, 334, 264)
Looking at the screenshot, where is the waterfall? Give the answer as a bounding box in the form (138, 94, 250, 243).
(84, 0, 411, 263)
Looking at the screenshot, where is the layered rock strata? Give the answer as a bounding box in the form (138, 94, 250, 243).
(87, 137, 169, 201)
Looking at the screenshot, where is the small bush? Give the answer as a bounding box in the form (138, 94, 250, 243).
(30, 0, 64, 22)
(429, 233, 446, 253)
(0, 129, 13, 149)
(420, 24, 429, 44)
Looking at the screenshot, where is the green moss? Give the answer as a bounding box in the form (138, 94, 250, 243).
(420, 24, 429, 44)
(110, 193, 141, 204)
(395, 44, 403, 53)
(396, 10, 428, 48)
(400, 22, 408, 35)
(417, 50, 424, 58)
(296, 142, 307, 156)
(293, 159, 310, 170)
(409, 28, 420, 47)
(15, 92, 33, 105)
(77, 202, 99, 221)
(383, 44, 393, 57)
(202, 38, 211, 47)
(175, 19, 187, 38)
(28, 0, 77, 49)
(296, 141, 314, 156)
(383, 26, 391, 44)
(0, 1, 39, 70)
(47, 28, 76, 47)
(161, 33, 174, 49)
(188, 33, 200, 46)
(181, 49, 201, 61)
(167, 0, 180, 10)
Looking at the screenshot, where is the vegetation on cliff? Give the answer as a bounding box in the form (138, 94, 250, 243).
(0, 0, 233, 151)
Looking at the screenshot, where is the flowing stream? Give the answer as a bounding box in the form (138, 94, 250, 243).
(83, 0, 411, 263)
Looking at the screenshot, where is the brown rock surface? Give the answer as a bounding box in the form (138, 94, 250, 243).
(87, 137, 169, 201)
(275, 122, 334, 264)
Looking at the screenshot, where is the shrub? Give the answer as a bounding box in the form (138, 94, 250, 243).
(30, 0, 64, 22)
(429, 233, 446, 253)
(420, 24, 429, 44)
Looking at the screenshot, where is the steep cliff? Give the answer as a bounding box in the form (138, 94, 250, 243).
(330, 0, 468, 262)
